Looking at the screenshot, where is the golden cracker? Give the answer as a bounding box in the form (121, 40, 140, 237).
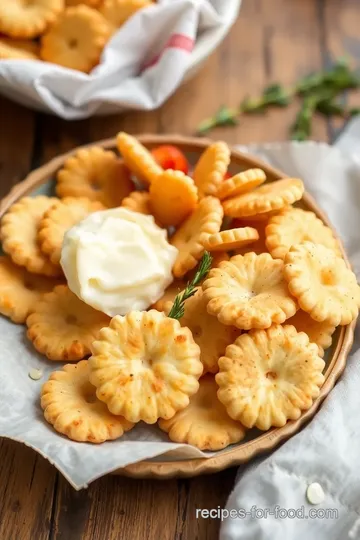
(38, 197, 105, 266)
(0, 256, 61, 324)
(116, 132, 162, 186)
(159, 375, 246, 450)
(216, 325, 325, 430)
(57, 146, 133, 207)
(266, 207, 341, 260)
(26, 285, 110, 361)
(89, 310, 203, 423)
(41, 5, 110, 73)
(171, 196, 223, 278)
(284, 242, 360, 326)
(1, 196, 61, 277)
(202, 227, 259, 252)
(217, 168, 266, 200)
(149, 169, 198, 227)
(222, 178, 304, 218)
(193, 141, 230, 197)
(0, 0, 64, 39)
(41, 360, 134, 443)
(203, 252, 297, 330)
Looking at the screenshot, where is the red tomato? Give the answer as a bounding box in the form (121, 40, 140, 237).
(151, 145, 189, 175)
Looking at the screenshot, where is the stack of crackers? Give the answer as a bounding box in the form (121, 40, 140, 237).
(0, 0, 154, 73)
(0, 132, 359, 451)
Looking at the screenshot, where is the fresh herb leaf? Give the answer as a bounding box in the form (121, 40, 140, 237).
(197, 106, 238, 135)
(196, 59, 360, 140)
(167, 252, 213, 320)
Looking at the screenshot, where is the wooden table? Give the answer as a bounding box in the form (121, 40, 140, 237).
(0, 1, 359, 538)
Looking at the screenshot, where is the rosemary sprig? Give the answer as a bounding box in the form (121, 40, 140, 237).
(167, 251, 213, 320)
(196, 59, 360, 140)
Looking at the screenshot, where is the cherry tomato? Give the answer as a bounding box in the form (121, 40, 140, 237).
(151, 145, 189, 175)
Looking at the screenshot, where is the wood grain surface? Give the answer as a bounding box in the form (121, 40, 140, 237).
(0, 1, 359, 539)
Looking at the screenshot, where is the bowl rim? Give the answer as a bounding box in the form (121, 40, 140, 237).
(0, 134, 356, 479)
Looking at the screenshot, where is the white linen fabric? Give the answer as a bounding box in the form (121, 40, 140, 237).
(220, 119, 360, 540)
(0, 0, 240, 118)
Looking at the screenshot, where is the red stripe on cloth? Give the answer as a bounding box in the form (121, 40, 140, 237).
(142, 33, 195, 71)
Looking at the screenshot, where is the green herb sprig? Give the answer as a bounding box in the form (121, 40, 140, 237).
(167, 251, 213, 321)
(196, 59, 360, 141)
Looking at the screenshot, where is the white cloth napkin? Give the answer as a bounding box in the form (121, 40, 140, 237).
(220, 119, 360, 540)
(0, 0, 240, 119)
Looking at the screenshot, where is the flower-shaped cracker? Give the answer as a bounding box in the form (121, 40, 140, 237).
(284, 242, 360, 325)
(56, 146, 133, 207)
(217, 168, 266, 200)
(116, 132, 162, 186)
(222, 178, 304, 218)
(203, 252, 297, 330)
(266, 207, 341, 260)
(149, 169, 198, 227)
(41, 360, 134, 443)
(89, 310, 203, 424)
(0, 0, 63, 39)
(1, 196, 61, 277)
(38, 197, 105, 266)
(216, 325, 325, 430)
(193, 141, 230, 197)
(171, 196, 223, 277)
(26, 285, 110, 361)
(159, 375, 246, 450)
(41, 5, 111, 73)
(0, 256, 61, 324)
(202, 227, 259, 252)
(164, 288, 240, 374)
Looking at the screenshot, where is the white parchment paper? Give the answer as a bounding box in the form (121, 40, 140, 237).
(0, 0, 241, 119)
(1, 131, 359, 490)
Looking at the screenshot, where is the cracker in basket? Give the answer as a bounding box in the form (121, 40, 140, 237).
(217, 168, 266, 200)
(38, 197, 105, 266)
(0, 37, 39, 60)
(202, 227, 259, 252)
(286, 310, 336, 358)
(116, 132, 163, 186)
(216, 325, 325, 430)
(149, 170, 198, 227)
(100, 0, 154, 30)
(41, 5, 110, 73)
(284, 242, 360, 326)
(26, 285, 110, 361)
(56, 147, 133, 207)
(152, 278, 186, 312)
(41, 360, 134, 443)
(266, 207, 342, 260)
(0, 256, 62, 324)
(158, 375, 246, 450)
(164, 288, 240, 374)
(203, 252, 297, 330)
(171, 196, 223, 278)
(0, 0, 63, 39)
(1, 196, 61, 277)
(222, 178, 304, 218)
(88, 310, 203, 423)
(193, 141, 230, 197)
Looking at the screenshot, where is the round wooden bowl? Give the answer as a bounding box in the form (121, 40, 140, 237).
(0, 135, 356, 479)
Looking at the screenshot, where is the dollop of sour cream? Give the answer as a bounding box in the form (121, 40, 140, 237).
(61, 207, 178, 316)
